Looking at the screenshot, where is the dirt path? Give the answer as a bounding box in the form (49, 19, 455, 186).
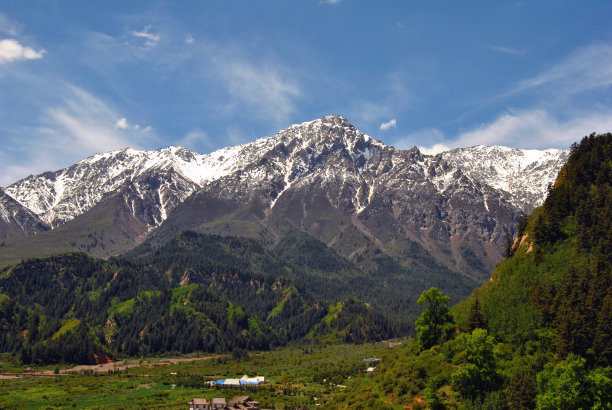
(21, 355, 220, 376)
(59, 354, 219, 374)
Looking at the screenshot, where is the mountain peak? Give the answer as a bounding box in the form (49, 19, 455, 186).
(2, 115, 569, 243)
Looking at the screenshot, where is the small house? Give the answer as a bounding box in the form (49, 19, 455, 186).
(211, 397, 226, 409)
(189, 398, 209, 410)
(229, 395, 260, 409)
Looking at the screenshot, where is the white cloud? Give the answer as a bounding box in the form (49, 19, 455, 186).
(114, 117, 129, 129)
(379, 118, 396, 130)
(0, 39, 45, 64)
(0, 84, 147, 186)
(441, 43, 612, 151)
(445, 109, 612, 150)
(321, 0, 343, 4)
(221, 61, 300, 124)
(419, 143, 451, 155)
(480, 44, 523, 55)
(131, 25, 160, 47)
(79, 19, 303, 126)
(510, 44, 612, 96)
(392, 127, 446, 150)
(45, 85, 136, 154)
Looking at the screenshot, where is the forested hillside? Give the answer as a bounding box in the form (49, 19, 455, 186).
(328, 133, 612, 409)
(0, 232, 393, 365)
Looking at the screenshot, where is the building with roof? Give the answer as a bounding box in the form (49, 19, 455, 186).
(211, 397, 226, 409)
(189, 398, 209, 410)
(190, 395, 260, 410)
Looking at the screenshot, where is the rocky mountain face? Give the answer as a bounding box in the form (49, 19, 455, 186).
(0, 115, 568, 282)
(0, 188, 49, 239)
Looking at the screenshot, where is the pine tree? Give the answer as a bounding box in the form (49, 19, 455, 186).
(466, 298, 487, 332)
(507, 371, 537, 410)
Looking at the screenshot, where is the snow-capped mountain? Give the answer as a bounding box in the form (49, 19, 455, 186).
(0, 187, 48, 239)
(4, 115, 567, 231)
(0, 115, 569, 278)
(439, 145, 568, 213)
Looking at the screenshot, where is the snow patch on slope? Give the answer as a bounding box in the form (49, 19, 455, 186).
(2, 116, 568, 233)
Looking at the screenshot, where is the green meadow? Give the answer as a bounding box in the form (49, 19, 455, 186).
(0, 342, 397, 409)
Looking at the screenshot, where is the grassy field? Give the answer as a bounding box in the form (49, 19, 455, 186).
(0, 342, 399, 409)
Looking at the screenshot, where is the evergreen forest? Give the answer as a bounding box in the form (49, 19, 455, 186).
(0, 231, 395, 365)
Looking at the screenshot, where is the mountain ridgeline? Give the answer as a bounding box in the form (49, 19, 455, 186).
(0, 116, 567, 285)
(327, 132, 612, 409)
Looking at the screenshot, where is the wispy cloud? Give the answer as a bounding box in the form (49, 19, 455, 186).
(131, 25, 160, 47)
(219, 59, 301, 125)
(45, 85, 137, 154)
(454, 108, 612, 149)
(511, 44, 612, 96)
(0, 13, 21, 36)
(0, 83, 159, 186)
(392, 128, 446, 151)
(416, 108, 612, 153)
(423, 43, 612, 152)
(0, 39, 45, 64)
(178, 129, 216, 153)
(379, 118, 396, 130)
(321, 0, 343, 4)
(342, 70, 412, 132)
(80, 18, 303, 127)
(480, 44, 523, 55)
(345, 100, 392, 128)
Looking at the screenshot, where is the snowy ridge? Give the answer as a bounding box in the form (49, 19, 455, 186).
(439, 145, 569, 212)
(0, 187, 47, 238)
(2, 115, 568, 236)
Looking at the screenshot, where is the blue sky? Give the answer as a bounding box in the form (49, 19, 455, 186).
(1, 1, 612, 186)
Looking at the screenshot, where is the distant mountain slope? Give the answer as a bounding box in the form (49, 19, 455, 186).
(440, 145, 567, 213)
(0, 232, 395, 364)
(0, 115, 568, 285)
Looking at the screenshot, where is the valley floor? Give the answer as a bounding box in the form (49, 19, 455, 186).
(0, 342, 398, 409)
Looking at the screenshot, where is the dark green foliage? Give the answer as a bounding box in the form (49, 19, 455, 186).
(311, 298, 395, 344)
(451, 329, 501, 400)
(465, 298, 487, 332)
(272, 229, 476, 335)
(536, 353, 612, 410)
(30, 321, 100, 365)
(425, 377, 445, 410)
(460, 391, 508, 410)
(0, 232, 398, 365)
(507, 371, 537, 410)
(415, 287, 455, 350)
(525, 134, 612, 363)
